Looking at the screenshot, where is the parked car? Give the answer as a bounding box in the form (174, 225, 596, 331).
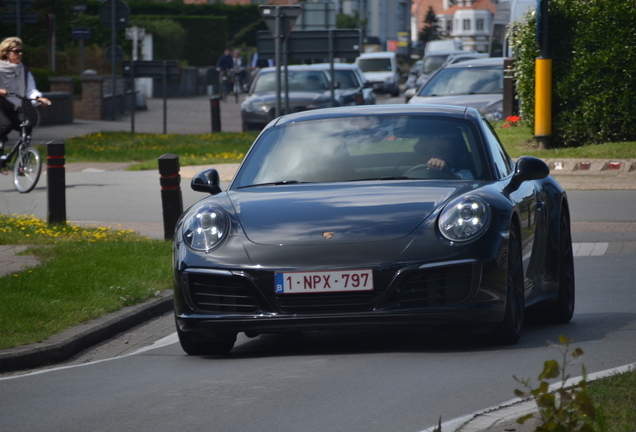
(355, 51, 400, 97)
(240, 66, 342, 131)
(306, 63, 376, 106)
(404, 60, 423, 94)
(413, 50, 470, 91)
(407, 57, 504, 121)
(173, 104, 575, 355)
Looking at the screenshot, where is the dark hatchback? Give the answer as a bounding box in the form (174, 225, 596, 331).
(174, 105, 575, 355)
(240, 65, 342, 132)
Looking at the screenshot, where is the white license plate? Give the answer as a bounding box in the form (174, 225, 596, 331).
(274, 269, 373, 294)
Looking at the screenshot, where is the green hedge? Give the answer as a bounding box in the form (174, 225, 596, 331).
(511, 0, 636, 147)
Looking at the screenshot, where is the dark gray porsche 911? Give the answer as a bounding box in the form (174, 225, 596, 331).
(173, 105, 575, 355)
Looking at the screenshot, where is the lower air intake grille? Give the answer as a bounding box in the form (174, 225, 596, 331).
(394, 263, 473, 308)
(186, 272, 260, 314)
(272, 292, 378, 314)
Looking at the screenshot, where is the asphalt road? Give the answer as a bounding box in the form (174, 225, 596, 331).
(1, 251, 635, 432)
(1, 189, 635, 432)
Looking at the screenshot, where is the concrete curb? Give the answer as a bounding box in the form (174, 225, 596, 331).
(0, 290, 173, 373)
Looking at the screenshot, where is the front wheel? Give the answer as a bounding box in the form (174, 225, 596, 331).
(14, 146, 41, 193)
(176, 320, 236, 356)
(490, 226, 524, 345)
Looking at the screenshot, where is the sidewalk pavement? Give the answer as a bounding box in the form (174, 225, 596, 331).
(1, 95, 635, 430)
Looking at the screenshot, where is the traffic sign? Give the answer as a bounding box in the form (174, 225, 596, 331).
(2, 0, 36, 10)
(1, 12, 38, 24)
(72, 27, 91, 40)
(258, 5, 302, 42)
(106, 45, 124, 64)
(99, 0, 130, 30)
(122, 60, 179, 79)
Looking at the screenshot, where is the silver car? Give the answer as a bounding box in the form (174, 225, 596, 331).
(407, 57, 504, 121)
(241, 66, 342, 132)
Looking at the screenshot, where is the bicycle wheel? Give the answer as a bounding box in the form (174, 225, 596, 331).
(13, 146, 42, 193)
(234, 78, 239, 103)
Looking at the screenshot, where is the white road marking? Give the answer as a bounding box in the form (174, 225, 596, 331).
(573, 242, 609, 257)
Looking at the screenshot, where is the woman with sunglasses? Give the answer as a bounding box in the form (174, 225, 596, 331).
(0, 37, 51, 157)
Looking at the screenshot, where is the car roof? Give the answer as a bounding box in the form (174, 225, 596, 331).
(272, 104, 481, 126)
(357, 51, 396, 59)
(424, 50, 469, 57)
(442, 57, 505, 69)
(305, 63, 360, 70)
(258, 65, 331, 73)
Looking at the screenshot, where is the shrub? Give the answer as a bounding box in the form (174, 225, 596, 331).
(511, 0, 636, 147)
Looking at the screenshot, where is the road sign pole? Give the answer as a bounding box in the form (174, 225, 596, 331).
(329, 29, 335, 107)
(111, 0, 117, 121)
(130, 60, 135, 135)
(275, 9, 282, 118)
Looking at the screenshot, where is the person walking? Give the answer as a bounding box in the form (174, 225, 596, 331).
(0, 37, 51, 158)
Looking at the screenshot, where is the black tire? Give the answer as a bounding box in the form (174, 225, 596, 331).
(13, 146, 41, 193)
(176, 320, 236, 356)
(551, 210, 575, 323)
(491, 226, 524, 345)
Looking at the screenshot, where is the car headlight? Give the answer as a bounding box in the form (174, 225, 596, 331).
(241, 100, 268, 113)
(438, 196, 490, 242)
(182, 204, 229, 251)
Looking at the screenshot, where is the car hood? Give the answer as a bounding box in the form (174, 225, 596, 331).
(227, 182, 470, 246)
(245, 91, 330, 107)
(408, 94, 502, 112)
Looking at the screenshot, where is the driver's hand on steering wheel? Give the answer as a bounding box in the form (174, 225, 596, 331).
(427, 157, 447, 171)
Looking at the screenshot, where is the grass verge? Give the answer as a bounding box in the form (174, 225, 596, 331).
(0, 214, 171, 350)
(588, 368, 636, 431)
(47, 131, 259, 170)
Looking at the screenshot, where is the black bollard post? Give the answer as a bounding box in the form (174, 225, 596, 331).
(47, 141, 66, 225)
(158, 153, 183, 240)
(210, 95, 221, 133)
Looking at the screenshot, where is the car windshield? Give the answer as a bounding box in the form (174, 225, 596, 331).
(334, 70, 360, 89)
(417, 66, 503, 96)
(253, 71, 329, 93)
(357, 58, 392, 72)
(232, 115, 488, 188)
(421, 55, 448, 74)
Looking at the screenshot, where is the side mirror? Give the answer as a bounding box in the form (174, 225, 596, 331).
(191, 169, 222, 195)
(404, 87, 417, 99)
(506, 156, 549, 192)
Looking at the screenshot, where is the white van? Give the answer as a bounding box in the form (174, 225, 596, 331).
(355, 51, 400, 97)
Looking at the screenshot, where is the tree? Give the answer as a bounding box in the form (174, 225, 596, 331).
(336, 11, 368, 35)
(418, 6, 440, 45)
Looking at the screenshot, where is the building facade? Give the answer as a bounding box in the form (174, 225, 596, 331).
(412, 0, 498, 53)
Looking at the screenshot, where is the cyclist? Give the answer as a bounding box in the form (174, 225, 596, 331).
(216, 48, 234, 96)
(0, 37, 51, 159)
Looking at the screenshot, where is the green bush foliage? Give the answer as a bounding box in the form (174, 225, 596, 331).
(511, 0, 636, 147)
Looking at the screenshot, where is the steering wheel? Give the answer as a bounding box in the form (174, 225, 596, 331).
(403, 164, 459, 179)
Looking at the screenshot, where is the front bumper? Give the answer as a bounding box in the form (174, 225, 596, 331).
(174, 257, 507, 336)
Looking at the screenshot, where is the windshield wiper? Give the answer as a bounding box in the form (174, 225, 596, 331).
(348, 176, 411, 182)
(237, 180, 304, 189)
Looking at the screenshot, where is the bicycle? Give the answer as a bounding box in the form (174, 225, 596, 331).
(0, 93, 48, 193)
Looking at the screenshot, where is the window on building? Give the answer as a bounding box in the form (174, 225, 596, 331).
(463, 19, 471, 30)
(476, 18, 484, 31)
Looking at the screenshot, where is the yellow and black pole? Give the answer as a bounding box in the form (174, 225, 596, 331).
(535, 0, 551, 149)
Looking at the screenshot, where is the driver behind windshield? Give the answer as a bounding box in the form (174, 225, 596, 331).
(413, 136, 474, 179)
